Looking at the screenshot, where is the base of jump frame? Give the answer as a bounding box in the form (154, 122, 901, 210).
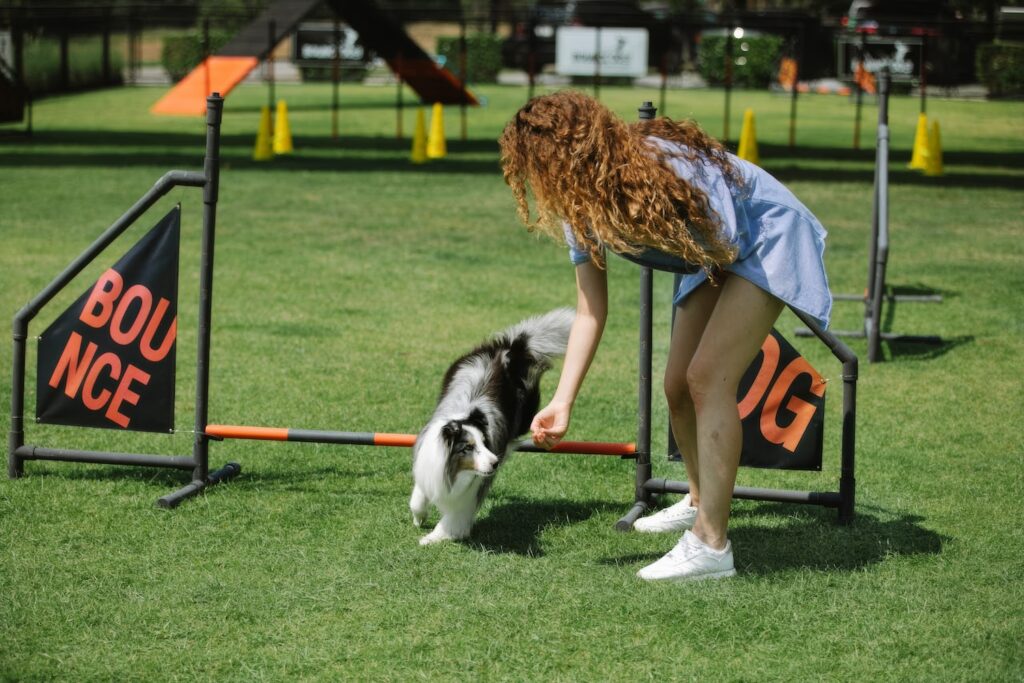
(157, 461, 242, 509)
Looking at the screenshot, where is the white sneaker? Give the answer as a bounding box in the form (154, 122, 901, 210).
(636, 530, 736, 582)
(632, 494, 697, 533)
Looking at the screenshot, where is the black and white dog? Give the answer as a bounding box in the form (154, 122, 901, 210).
(410, 308, 574, 545)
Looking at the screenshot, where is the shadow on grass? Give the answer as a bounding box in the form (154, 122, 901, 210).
(3, 132, 1022, 188)
(18, 460, 195, 488)
(605, 503, 947, 575)
(877, 285, 973, 360)
(467, 496, 625, 557)
(736, 505, 947, 575)
(885, 335, 974, 361)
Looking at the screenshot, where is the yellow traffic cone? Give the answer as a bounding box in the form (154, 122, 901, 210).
(410, 108, 428, 164)
(273, 100, 294, 155)
(924, 119, 943, 177)
(908, 112, 930, 170)
(426, 102, 447, 159)
(737, 108, 759, 165)
(253, 105, 273, 161)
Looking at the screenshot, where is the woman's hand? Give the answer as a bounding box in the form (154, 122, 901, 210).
(530, 401, 572, 449)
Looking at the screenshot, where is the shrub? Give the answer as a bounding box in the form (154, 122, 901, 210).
(976, 42, 1024, 98)
(436, 33, 503, 84)
(161, 31, 234, 82)
(698, 32, 784, 88)
(23, 35, 123, 95)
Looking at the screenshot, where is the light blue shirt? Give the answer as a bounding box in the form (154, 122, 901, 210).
(564, 139, 832, 329)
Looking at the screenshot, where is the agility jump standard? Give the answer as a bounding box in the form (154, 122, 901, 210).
(798, 69, 942, 362)
(9, 94, 241, 507)
(614, 101, 858, 528)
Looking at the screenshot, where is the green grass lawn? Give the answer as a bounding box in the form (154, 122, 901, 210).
(1, 82, 1022, 681)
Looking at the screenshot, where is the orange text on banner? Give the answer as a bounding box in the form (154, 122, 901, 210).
(736, 334, 826, 453)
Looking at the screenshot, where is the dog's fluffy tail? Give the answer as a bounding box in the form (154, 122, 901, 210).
(497, 307, 575, 361)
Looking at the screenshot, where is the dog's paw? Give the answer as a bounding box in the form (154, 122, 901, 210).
(419, 530, 453, 546)
(412, 512, 426, 528)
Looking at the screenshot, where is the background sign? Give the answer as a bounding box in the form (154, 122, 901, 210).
(36, 207, 180, 432)
(555, 26, 649, 77)
(292, 23, 365, 65)
(837, 35, 923, 82)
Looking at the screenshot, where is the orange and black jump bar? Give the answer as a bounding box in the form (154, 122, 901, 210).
(204, 425, 637, 458)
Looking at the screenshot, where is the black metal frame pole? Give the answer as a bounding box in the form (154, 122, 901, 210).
(866, 71, 890, 362)
(919, 34, 928, 115)
(616, 265, 654, 530)
(667, 273, 682, 461)
(267, 20, 276, 112)
(332, 19, 340, 141)
(395, 52, 404, 139)
(791, 309, 857, 524)
(615, 100, 659, 531)
(724, 26, 733, 143)
(203, 20, 210, 99)
(459, 13, 468, 141)
(788, 72, 799, 147)
(659, 52, 668, 116)
(788, 34, 800, 148)
(526, 18, 536, 101)
(853, 33, 866, 150)
(159, 93, 239, 509)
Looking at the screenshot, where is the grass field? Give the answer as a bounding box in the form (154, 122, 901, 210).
(1, 82, 1022, 681)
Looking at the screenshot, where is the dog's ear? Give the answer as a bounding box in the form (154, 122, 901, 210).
(441, 420, 462, 443)
(465, 408, 488, 433)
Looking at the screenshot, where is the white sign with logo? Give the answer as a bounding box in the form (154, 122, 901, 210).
(555, 26, 649, 77)
(292, 24, 365, 64)
(837, 35, 922, 82)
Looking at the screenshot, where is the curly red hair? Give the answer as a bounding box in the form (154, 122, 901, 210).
(499, 90, 739, 274)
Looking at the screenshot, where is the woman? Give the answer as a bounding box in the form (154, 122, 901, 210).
(498, 91, 831, 582)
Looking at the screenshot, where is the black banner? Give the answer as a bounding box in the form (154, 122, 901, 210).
(37, 207, 180, 432)
(736, 328, 826, 471)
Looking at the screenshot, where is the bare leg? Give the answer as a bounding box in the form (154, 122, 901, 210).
(663, 281, 722, 506)
(686, 276, 784, 550)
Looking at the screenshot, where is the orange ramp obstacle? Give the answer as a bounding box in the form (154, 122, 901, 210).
(151, 56, 259, 116)
(152, 0, 475, 116)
